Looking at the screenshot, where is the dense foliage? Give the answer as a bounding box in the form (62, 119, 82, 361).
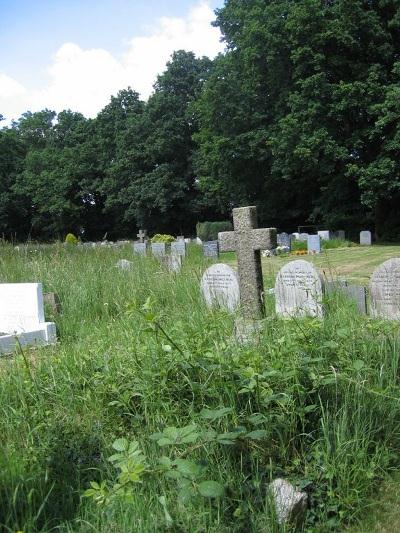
(1, 1, 400, 241)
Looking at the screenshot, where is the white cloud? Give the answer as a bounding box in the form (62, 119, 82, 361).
(0, 1, 223, 124)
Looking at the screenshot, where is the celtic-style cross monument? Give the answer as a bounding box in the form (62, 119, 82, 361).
(218, 206, 277, 320)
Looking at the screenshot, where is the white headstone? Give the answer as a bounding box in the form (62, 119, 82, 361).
(370, 258, 400, 320)
(318, 230, 331, 240)
(307, 235, 321, 254)
(171, 241, 186, 257)
(151, 242, 166, 257)
(360, 230, 372, 246)
(116, 259, 133, 271)
(0, 283, 56, 354)
(275, 260, 324, 318)
(201, 263, 240, 312)
(133, 242, 146, 255)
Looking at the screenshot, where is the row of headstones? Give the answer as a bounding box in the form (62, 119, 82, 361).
(201, 258, 400, 320)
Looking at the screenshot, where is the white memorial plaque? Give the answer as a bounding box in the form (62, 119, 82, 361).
(275, 260, 324, 317)
(201, 263, 240, 312)
(370, 258, 400, 320)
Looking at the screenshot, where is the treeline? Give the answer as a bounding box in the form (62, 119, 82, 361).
(1, 0, 400, 242)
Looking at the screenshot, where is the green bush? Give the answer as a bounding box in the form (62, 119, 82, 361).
(150, 234, 175, 243)
(65, 233, 78, 245)
(196, 221, 232, 241)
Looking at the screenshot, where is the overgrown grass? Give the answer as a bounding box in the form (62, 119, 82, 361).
(1, 243, 400, 532)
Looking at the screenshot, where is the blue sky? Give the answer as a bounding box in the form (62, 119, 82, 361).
(0, 0, 225, 123)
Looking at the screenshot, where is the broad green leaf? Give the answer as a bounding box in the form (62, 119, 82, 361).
(353, 359, 365, 371)
(112, 438, 129, 451)
(198, 480, 224, 498)
(173, 459, 202, 479)
(200, 407, 233, 420)
(245, 430, 268, 440)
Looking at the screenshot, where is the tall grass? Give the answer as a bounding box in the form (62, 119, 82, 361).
(0, 243, 400, 532)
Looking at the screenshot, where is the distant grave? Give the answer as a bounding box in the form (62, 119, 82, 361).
(307, 235, 321, 254)
(116, 259, 134, 271)
(0, 283, 56, 354)
(318, 230, 331, 240)
(161, 254, 182, 273)
(151, 242, 166, 257)
(277, 232, 292, 250)
(203, 241, 219, 258)
(133, 242, 146, 256)
(171, 241, 186, 257)
(360, 231, 372, 246)
(201, 263, 240, 312)
(137, 229, 147, 243)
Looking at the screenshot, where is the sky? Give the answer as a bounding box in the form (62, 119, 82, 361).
(0, 0, 225, 124)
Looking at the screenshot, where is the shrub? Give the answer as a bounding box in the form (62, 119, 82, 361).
(65, 233, 78, 245)
(196, 221, 233, 241)
(150, 234, 175, 243)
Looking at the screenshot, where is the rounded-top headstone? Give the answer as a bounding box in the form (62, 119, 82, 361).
(370, 258, 400, 320)
(201, 263, 240, 312)
(275, 260, 324, 317)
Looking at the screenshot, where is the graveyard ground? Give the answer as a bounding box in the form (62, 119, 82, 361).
(1, 242, 400, 532)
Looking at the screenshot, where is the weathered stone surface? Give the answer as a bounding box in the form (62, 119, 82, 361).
(201, 263, 240, 311)
(137, 229, 147, 243)
(218, 206, 277, 319)
(269, 478, 308, 525)
(234, 317, 263, 344)
(151, 242, 166, 257)
(203, 241, 219, 258)
(275, 260, 324, 317)
(307, 235, 321, 254)
(344, 284, 367, 314)
(370, 258, 400, 319)
(318, 230, 331, 240)
(161, 254, 182, 273)
(171, 241, 186, 257)
(44, 292, 61, 314)
(116, 259, 134, 271)
(360, 230, 372, 246)
(133, 242, 146, 255)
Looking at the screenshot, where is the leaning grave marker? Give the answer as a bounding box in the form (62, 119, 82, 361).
(0, 283, 57, 354)
(201, 263, 240, 312)
(275, 260, 324, 318)
(370, 258, 400, 320)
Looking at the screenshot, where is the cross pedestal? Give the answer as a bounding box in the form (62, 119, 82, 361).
(137, 229, 147, 243)
(218, 206, 277, 320)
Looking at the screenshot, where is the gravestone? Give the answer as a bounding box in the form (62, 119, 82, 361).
(360, 231, 372, 246)
(171, 241, 186, 257)
(318, 230, 331, 241)
(277, 232, 292, 250)
(298, 233, 309, 242)
(370, 258, 400, 319)
(0, 283, 57, 354)
(275, 260, 324, 318)
(307, 235, 321, 254)
(203, 241, 219, 258)
(184, 238, 191, 244)
(137, 229, 147, 243)
(116, 259, 134, 271)
(333, 230, 345, 240)
(201, 263, 240, 312)
(161, 254, 182, 273)
(325, 279, 348, 294)
(151, 242, 166, 257)
(177, 235, 185, 242)
(218, 206, 277, 319)
(344, 285, 367, 314)
(133, 242, 146, 256)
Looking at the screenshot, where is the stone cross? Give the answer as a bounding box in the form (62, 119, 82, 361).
(137, 229, 147, 243)
(218, 206, 277, 319)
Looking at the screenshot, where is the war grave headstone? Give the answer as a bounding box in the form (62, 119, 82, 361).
(203, 241, 219, 258)
(201, 263, 240, 312)
(0, 283, 57, 354)
(360, 230, 372, 246)
(151, 242, 166, 257)
(133, 242, 147, 256)
(370, 258, 400, 320)
(277, 232, 292, 250)
(137, 229, 147, 243)
(275, 260, 324, 318)
(171, 240, 186, 257)
(318, 230, 331, 240)
(307, 235, 321, 254)
(218, 206, 277, 342)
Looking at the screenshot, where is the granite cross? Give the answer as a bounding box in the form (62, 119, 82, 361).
(218, 206, 277, 319)
(137, 229, 147, 243)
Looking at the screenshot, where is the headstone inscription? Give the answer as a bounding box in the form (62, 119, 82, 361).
(360, 231, 372, 246)
(203, 241, 219, 258)
(277, 232, 292, 250)
(151, 242, 166, 257)
(218, 206, 277, 319)
(275, 260, 324, 318)
(171, 241, 186, 257)
(370, 258, 400, 320)
(133, 242, 146, 256)
(307, 235, 321, 254)
(201, 263, 240, 312)
(137, 229, 147, 243)
(0, 283, 57, 354)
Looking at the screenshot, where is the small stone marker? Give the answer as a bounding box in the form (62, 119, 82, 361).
(160, 255, 182, 273)
(177, 235, 185, 241)
(269, 478, 307, 525)
(218, 206, 277, 319)
(318, 230, 331, 240)
(275, 260, 324, 318)
(203, 241, 219, 258)
(151, 242, 166, 257)
(277, 232, 292, 250)
(370, 258, 400, 319)
(133, 242, 146, 256)
(298, 233, 309, 242)
(171, 241, 186, 257)
(344, 284, 367, 314)
(307, 235, 321, 254)
(360, 230, 372, 246)
(116, 259, 134, 271)
(201, 263, 240, 311)
(137, 229, 147, 243)
(0, 283, 56, 354)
